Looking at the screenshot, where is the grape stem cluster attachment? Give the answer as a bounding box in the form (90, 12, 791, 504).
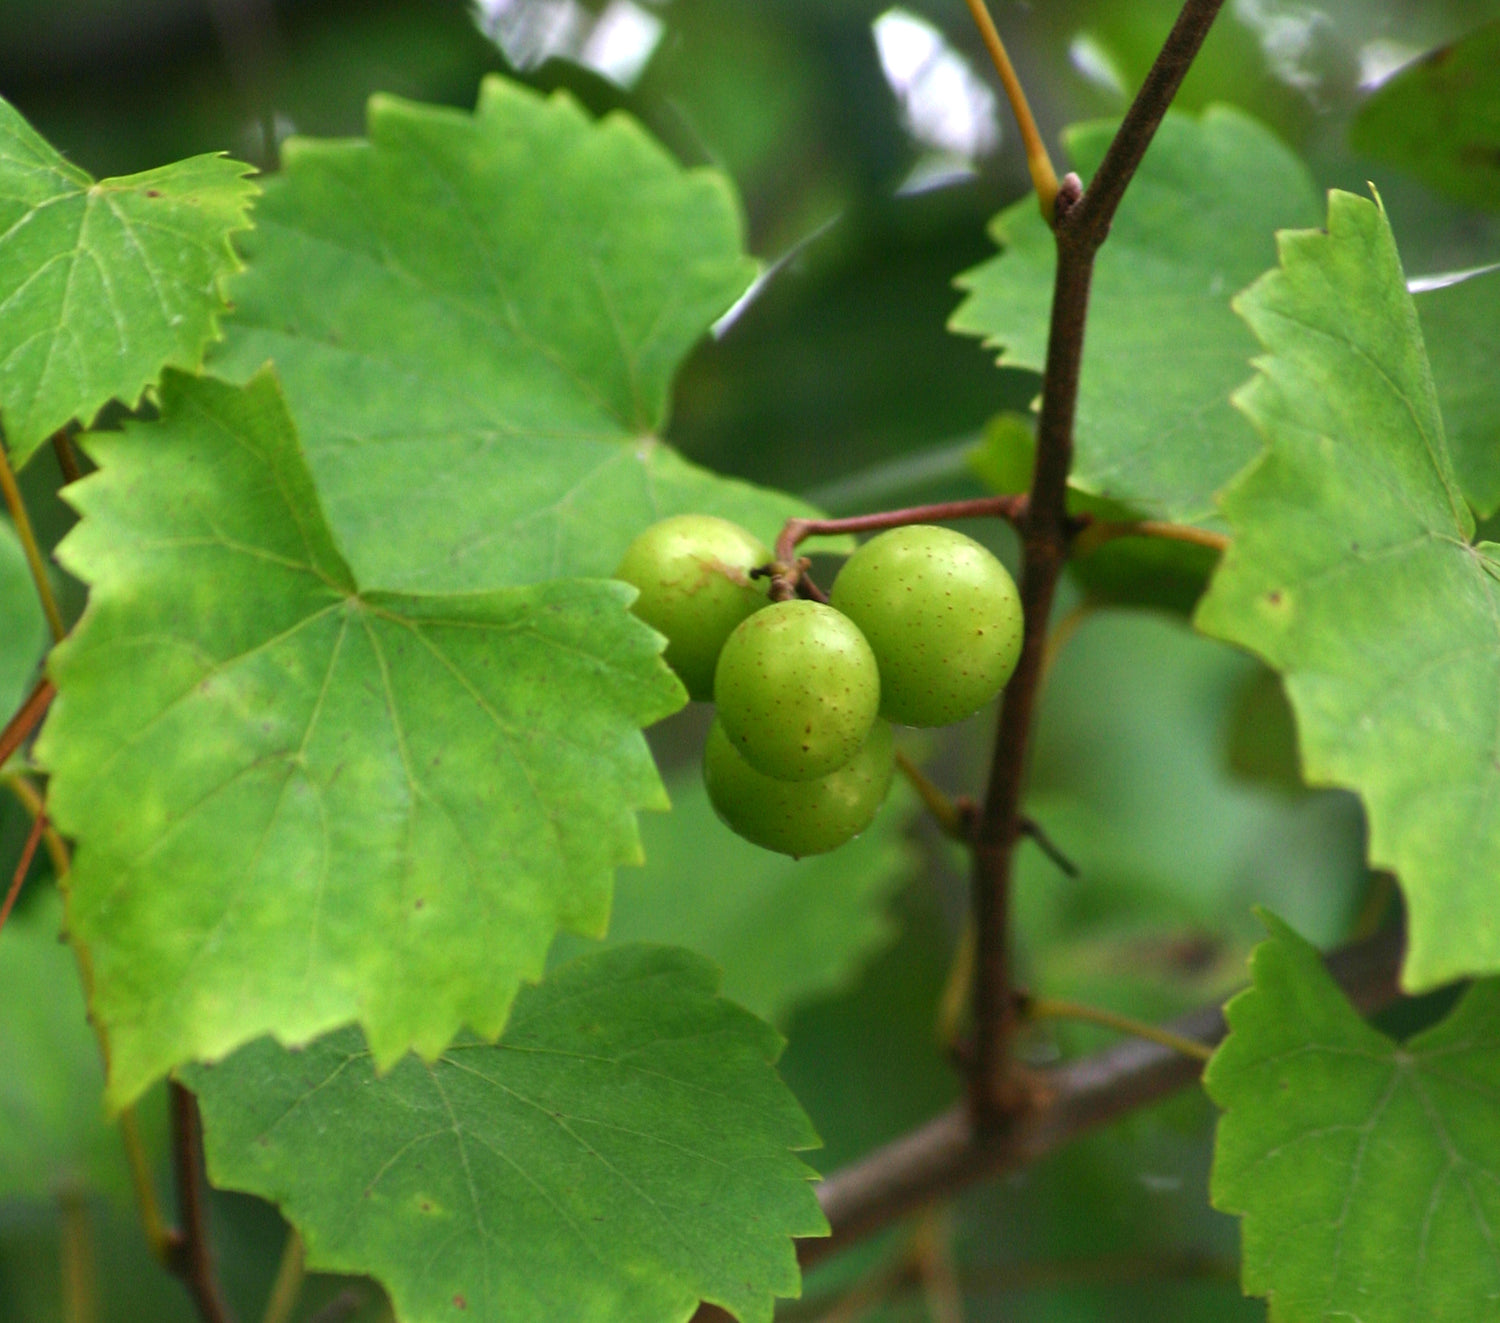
(767, 495, 1029, 603)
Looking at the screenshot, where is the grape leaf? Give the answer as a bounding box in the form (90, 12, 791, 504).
(0, 889, 134, 1204)
(1195, 189, 1500, 992)
(1415, 266, 1500, 517)
(1351, 20, 1500, 214)
(951, 106, 1320, 523)
(0, 96, 255, 467)
(38, 369, 683, 1108)
(1206, 911, 1500, 1322)
(208, 76, 820, 594)
(553, 771, 917, 1024)
(185, 944, 827, 1323)
(0, 517, 45, 716)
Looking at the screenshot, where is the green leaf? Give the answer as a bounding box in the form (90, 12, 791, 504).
(1415, 267, 1500, 516)
(38, 370, 683, 1108)
(1195, 189, 1499, 991)
(186, 944, 827, 1323)
(1351, 21, 1500, 214)
(554, 770, 917, 1024)
(0, 517, 45, 717)
(951, 107, 1320, 523)
(0, 888, 132, 1204)
(1206, 911, 1500, 1322)
(0, 96, 256, 466)
(208, 76, 818, 593)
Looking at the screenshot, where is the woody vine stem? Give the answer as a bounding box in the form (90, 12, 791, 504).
(697, 3, 1259, 1314)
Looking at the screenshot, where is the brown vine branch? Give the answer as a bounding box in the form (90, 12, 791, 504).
(685, 922, 1403, 1322)
(968, 0, 1228, 1125)
(805, 919, 1402, 1269)
(771, 496, 1028, 600)
(1067, 0, 1228, 247)
(961, 0, 1059, 220)
(167, 1083, 236, 1323)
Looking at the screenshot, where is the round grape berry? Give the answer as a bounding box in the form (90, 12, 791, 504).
(714, 599, 880, 781)
(829, 524, 1022, 727)
(614, 514, 771, 701)
(703, 717, 895, 856)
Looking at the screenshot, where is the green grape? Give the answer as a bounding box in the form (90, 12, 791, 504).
(703, 717, 895, 856)
(829, 524, 1023, 726)
(714, 599, 881, 781)
(614, 514, 771, 700)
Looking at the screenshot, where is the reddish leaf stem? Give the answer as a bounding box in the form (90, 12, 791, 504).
(967, 0, 1228, 1125)
(0, 677, 55, 769)
(52, 430, 83, 484)
(0, 802, 46, 935)
(167, 1083, 237, 1323)
(771, 496, 1028, 600)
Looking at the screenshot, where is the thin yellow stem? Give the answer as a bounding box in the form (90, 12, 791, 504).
(911, 1208, 965, 1323)
(962, 0, 1060, 220)
(1040, 600, 1092, 682)
(895, 750, 967, 841)
(119, 1106, 175, 1263)
(936, 917, 976, 1047)
(1348, 870, 1397, 943)
(59, 1189, 98, 1323)
(0, 442, 65, 642)
(1027, 996, 1214, 1063)
(0, 781, 167, 1276)
(4, 774, 70, 879)
(1076, 519, 1230, 556)
(261, 1229, 306, 1323)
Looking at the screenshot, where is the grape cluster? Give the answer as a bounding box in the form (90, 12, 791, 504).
(615, 517, 1024, 856)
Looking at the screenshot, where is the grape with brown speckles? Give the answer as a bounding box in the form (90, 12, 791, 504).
(703, 717, 895, 855)
(714, 599, 880, 780)
(614, 514, 771, 700)
(830, 524, 1022, 726)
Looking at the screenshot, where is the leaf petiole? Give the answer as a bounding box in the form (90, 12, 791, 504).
(1022, 995, 1214, 1063)
(962, 0, 1060, 222)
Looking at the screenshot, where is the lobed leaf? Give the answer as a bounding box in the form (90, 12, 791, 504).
(1351, 20, 1500, 215)
(1196, 189, 1500, 991)
(186, 944, 827, 1323)
(208, 76, 821, 593)
(39, 370, 683, 1107)
(951, 107, 1320, 523)
(0, 96, 256, 465)
(1207, 912, 1500, 1322)
(1415, 266, 1500, 517)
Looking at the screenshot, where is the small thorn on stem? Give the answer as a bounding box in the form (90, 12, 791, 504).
(1018, 815, 1078, 878)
